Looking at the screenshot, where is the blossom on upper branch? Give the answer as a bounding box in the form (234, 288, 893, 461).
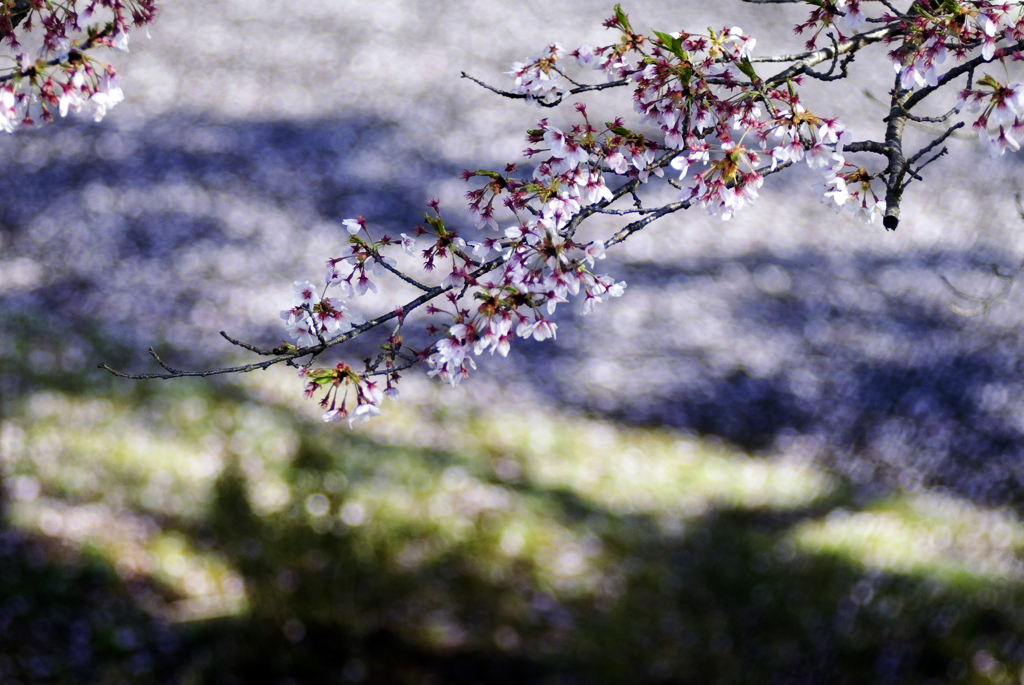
(835, 0, 867, 30)
(0, 0, 156, 131)
(980, 124, 1021, 156)
(961, 75, 1024, 157)
(886, 1, 1023, 93)
(507, 43, 567, 104)
(399, 233, 417, 256)
(88, 72, 125, 122)
(314, 297, 365, 337)
(281, 310, 318, 347)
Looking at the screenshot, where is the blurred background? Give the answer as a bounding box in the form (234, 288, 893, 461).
(3, 0, 1024, 682)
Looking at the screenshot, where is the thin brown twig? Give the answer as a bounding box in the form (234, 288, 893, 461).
(219, 331, 278, 356)
(460, 71, 628, 108)
(374, 253, 432, 291)
(748, 26, 895, 77)
(906, 121, 964, 168)
(863, 89, 974, 137)
(942, 195, 1024, 316)
(100, 253, 511, 380)
(902, 146, 948, 185)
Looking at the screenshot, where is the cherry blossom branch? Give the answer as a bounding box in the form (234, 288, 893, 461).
(0, 1, 157, 132)
(899, 104, 962, 124)
(594, 206, 666, 216)
(602, 156, 795, 247)
(460, 70, 628, 108)
(148, 347, 183, 375)
(562, 177, 643, 240)
(844, 140, 890, 155)
(373, 254, 433, 291)
(99, 354, 289, 381)
(802, 32, 858, 82)
(863, 89, 975, 137)
(881, 75, 912, 230)
(0, 29, 108, 84)
(551, 64, 586, 88)
(101, 167, 697, 383)
(876, 38, 1024, 229)
(605, 199, 692, 248)
(363, 358, 420, 377)
(219, 331, 278, 357)
(98, 2, 1024, 424)
(755, 26, 896, 78)
(99, 252, 511, 380)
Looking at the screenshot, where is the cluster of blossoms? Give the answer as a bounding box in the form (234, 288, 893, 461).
(794, 0, 871, 42)
(884, 2, 1024, 160)
(279, 215, 414, 423)
(962, 74, 1024, 155)
(0, 0, 155, 130)
(422, 200, 625, 388)
(279, 279, 365, 348)
(800, 1, 1024, 160)
(622, 24, 856, 221)
(270, 3, 1024, 424)
(814, 160, 887, 224)
(887, 1, 1023, 89)
(302, 361, 390, 425)
(285, 192, 625, 424)
(507, 42, 568, 104)
(500, 9, 866, 222)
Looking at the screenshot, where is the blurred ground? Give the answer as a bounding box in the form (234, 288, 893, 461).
(3, 0, 1024, 683)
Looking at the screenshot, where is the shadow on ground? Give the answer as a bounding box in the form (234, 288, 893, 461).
(2, 424, 1022, 685)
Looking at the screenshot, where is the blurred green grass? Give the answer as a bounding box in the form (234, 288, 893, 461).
(3, 372, 1024, 683)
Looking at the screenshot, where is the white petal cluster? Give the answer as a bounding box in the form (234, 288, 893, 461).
(506, 43, 568, 104)
(279, 272, 366, 348)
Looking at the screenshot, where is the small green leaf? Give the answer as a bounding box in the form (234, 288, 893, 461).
(736, 56, 759, 81)
(652, 30, 685, 59)
(977, 73, 999, 88)
(652, 29, 674, 47)
(613, 4, 631, 32)
(424, 214, 446, 235)
(305, 368, 339, 385)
